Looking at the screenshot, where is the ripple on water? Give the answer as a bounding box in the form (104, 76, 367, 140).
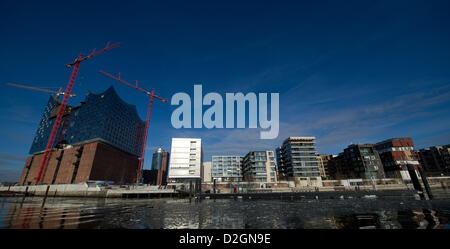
(0, 197, 449, 229)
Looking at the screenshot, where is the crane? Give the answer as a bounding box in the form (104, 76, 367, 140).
(6, 82, 78, 149)
(33, 42, 121, 184)
(6, 83, 77, 101)
(98, 70, 168, 184)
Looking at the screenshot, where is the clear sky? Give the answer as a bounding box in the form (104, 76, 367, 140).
(1, 0, 450, 182)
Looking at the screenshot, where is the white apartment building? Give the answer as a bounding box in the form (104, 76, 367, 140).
(168, 138, 203, 183)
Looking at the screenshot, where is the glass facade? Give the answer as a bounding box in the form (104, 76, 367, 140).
(277, 137, 321, 178)
(344, 144, 385, 179)
(152, 152, 162, 170)
(29, 97, 63, 154)
(242, 151, 277, 183)
(151, 147, 168, 170)
(29, 86, 145, 156)
(211, 156, 243, 181)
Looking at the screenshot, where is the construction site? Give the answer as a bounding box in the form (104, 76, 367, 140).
(4, 42, 172, 196)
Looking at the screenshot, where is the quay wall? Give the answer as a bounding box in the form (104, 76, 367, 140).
(0, 183, 177, 198)
(2, 177, 449, 198)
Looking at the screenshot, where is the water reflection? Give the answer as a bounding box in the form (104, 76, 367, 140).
(3, 198, 104, 229)
(331, 209, 449, 229)
(1, 197, 449, 229)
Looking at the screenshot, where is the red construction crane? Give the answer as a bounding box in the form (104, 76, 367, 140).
(98, 70, 168, 184)
(34, 42, 121, 184)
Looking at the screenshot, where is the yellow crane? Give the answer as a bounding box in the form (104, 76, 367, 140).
(6, 82, 76, 101)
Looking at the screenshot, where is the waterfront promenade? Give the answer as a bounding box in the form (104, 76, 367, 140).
(0, 184, 184, 198)
(1, 180, 449, 199)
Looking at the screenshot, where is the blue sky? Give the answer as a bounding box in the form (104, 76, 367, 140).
(1, 0, 450, 182)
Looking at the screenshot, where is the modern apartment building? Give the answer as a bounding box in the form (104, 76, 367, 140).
(211, 155, 243, 182)
(328, 143, 385, 179)
(374, 138, 420, 179)
(276, 137, 321, 181)
(168, 138, 203, 188)
(242, 151, 277, 183)
(418, 144, 450, 176)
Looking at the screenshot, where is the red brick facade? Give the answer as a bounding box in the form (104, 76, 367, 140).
(19, 142, 139, 185)
(374, 137, 421, 178)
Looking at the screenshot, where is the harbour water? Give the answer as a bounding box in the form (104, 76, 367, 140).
(1, 194, 449, 229)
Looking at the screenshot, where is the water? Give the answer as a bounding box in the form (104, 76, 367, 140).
(1, 196, 449, 229)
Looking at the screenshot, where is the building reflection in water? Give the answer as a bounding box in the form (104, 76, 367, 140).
(403, 209, 447, 229)
(330, 209, 447, 229)
(3, 197, 103, 229)
(2, 197, 449, 229)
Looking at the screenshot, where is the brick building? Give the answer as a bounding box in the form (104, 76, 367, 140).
(19, 141, 139, 185)
(374, 137, 421, 179)
(20, 86, 144, 185)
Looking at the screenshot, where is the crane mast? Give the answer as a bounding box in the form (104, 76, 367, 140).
(98, 70, 167, 184)
(34, 42, 121, 184)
